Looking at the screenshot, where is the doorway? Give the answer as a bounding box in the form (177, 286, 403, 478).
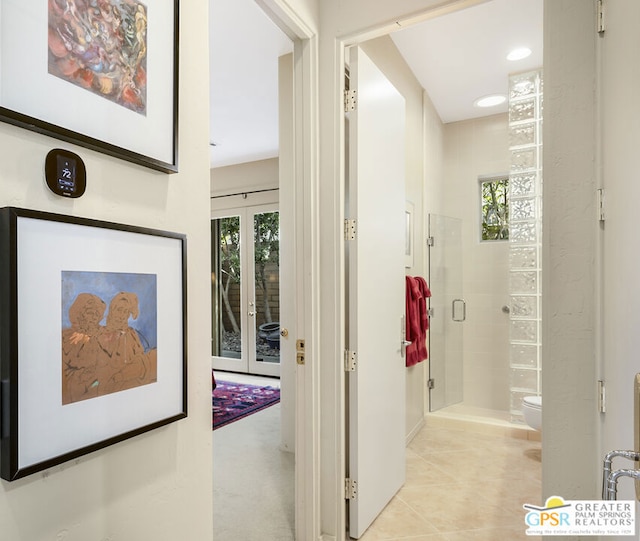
(208, 0, 324, 534)
(339, 1, 543, 537)
(211, 204, 281, 377)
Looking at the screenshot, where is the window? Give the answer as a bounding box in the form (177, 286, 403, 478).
(480, 176, 509, 241)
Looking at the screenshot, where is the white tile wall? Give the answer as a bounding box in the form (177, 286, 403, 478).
(443, 113, 511, 412)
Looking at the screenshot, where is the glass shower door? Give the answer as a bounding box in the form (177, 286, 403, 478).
(428, 214, 464, 411)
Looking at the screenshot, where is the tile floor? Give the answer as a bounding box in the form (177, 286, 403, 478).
(357, 417, 542, 540)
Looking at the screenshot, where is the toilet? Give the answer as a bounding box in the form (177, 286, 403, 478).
(522, 396, 542, 431)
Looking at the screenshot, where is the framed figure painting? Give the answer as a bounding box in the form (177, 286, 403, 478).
(0, 207, 187, 481)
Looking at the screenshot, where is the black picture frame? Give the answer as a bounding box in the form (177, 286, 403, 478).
(0, 207, 187, 481)
(0, 1, 179, 173)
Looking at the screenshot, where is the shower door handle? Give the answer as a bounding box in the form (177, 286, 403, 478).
(452, 299, 466, 322)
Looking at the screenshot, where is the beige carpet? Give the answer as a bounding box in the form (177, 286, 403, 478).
(213, 377, 294, 541)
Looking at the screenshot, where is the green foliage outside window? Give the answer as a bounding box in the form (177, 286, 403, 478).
(216, 212, 280, 332)
(481, 178, 509, 241)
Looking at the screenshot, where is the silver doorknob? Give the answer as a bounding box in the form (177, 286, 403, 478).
(248, 311, 255, 316)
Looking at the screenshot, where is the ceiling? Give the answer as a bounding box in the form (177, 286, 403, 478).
(209, 0, 543, 168)
(209, 0, 293, 168)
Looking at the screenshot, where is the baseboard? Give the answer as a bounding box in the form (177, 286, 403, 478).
(405, 417, 425, 445)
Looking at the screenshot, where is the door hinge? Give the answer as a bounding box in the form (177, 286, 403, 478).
(428, 378, 435, 390)
(427, 307, 434, 318)
(426, 236, 434, 247)
(597, 0, 605, 34)
(345, 478, 358, 500)
(344, 350, 357, 372)
(296, 339, 305, 365)
(344, 218, 356, 241)
(344, 89, 357, 113)
(597, 188, 605, 222)
(598, 380, 606, 413)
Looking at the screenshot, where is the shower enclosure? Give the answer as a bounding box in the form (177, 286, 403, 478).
(426, 69, 543, 421)
(427, 213, 464, 411)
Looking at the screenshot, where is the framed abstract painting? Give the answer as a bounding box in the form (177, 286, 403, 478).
(0, 207, 187, 481)
(0, 1, 179, 173)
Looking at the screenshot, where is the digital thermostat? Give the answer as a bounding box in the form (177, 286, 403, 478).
(45, 148, 86, 198)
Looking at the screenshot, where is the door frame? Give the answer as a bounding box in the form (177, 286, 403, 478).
(254, 2, 320, 539)
(332, 2, 496, 538)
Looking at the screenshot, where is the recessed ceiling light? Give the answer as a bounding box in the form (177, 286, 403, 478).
(507, 47, 532, 61)
(474, 94, 507, 108)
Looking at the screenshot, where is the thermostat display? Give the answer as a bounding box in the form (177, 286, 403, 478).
(45, 149, 86, 198)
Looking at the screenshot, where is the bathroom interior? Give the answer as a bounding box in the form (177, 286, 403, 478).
(424, 73, 543, 434)
(386, 0, 543, 435)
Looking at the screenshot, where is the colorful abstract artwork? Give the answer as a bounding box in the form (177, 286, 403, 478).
(48, 0, 148, 115)
(61, 270, 157, 405)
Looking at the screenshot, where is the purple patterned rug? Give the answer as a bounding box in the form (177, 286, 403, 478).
(212, 380, 280, 430)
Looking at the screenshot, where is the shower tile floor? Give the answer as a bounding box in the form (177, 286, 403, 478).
(357, 417, 541, 540)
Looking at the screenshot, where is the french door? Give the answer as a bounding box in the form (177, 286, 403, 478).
(211, 204, 280, 377)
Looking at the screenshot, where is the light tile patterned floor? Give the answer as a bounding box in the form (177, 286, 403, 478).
(357, 419, 542, 540)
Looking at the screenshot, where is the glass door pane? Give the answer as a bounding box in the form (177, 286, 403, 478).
(428, 213, 464, 411)
(212, 214, 247, 372)
(219, 215, 243, 359)
(252, 211, 281, 368)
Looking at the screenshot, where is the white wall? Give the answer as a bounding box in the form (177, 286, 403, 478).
(543, 0, 599, 500)
(423, 92, 445, 220)
(0, 2, 214, 539)
(443, 114, 510, 411)
(600, 0, 640, 504)
(210, 157, 279, 197)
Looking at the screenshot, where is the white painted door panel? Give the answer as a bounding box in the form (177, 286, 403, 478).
(347, 46, 406, 539)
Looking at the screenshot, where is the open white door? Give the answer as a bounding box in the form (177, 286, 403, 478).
(346, 46, 406, 539)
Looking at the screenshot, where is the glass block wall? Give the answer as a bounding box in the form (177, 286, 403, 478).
(508, 70, 543, 422)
